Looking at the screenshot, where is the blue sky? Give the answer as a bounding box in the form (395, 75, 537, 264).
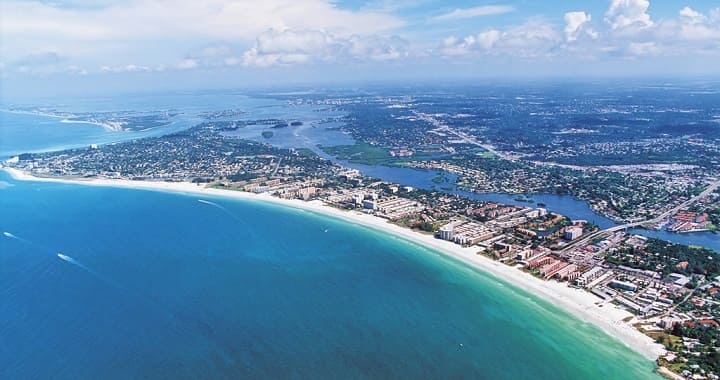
(1, 0, 720, 97)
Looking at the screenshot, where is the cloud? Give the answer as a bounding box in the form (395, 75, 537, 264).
(1, 0, 405, 67)
(439, 30, 502, 56)
(100, 64, 157, 73)
(5, 52, 87, 76)
(3, 0, 720, 79)
(564, 12, 597, 42)
(241, 29, 409, 67)
(432, 5, 514, 22)
(14, 52, 65, 69)
(604, 0, 653, 30)
(439, 20, 561, 58)
(679, 6, 707, 24)
(179, 45, 243, 68)
(440, 1, 720, 62)
(711, 8, 720, 23)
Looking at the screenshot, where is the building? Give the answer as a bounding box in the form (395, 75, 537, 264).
(609, 279, 639, 292)
(576, 266, 605, 287)
(439, 222, 457, 241)
(362, 199, 377, 210)
(564, 227, 583, 241)
(667, 273, 691, 287)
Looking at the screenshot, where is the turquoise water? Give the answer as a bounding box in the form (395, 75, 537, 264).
(0, 171, 661, 379)
(0, 111, 198, 158)
(0, 91, 347, 159)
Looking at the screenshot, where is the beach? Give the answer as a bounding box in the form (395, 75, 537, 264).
(1, 167, 666, 362)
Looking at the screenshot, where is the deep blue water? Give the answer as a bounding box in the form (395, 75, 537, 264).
(0, 90, 668, 378)
(0, 171, 660, 379)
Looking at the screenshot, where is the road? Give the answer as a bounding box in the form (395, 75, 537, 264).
(272, 157, 283, 176)
(559, 179, 720, 252)
(437, 126, 512, 160)
(434, 123, 720, 252)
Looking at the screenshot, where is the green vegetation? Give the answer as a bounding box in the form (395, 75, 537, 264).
(321, 143, 439, 165)
(606, 238, 720, 277)
(650, 331, 683, 350)
(660, 325, 720, 376)
(431, 171, 453, 185)
(294, 148, 318, 157)
(321, 143, 393, 164)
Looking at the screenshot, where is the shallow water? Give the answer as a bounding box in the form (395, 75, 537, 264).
(0, 171, 660, 379)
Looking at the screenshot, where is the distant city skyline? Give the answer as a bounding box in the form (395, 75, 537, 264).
(2, 0, 720, 98)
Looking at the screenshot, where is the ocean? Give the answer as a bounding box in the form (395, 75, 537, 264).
(0, 171, 661, 379)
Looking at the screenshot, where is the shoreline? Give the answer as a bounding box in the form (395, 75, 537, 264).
(1, 167, 666, 363)
(59, 118, 125, 132)
(1, 109, 123, 132)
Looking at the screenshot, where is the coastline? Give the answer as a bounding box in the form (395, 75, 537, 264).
(1, 109, 123, 132)
(1, 167, 666, 362)
(60, 118, 125, 132)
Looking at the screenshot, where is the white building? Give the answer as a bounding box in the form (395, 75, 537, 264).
(564, 227, 583, 241)
(439, 223, 456, 241)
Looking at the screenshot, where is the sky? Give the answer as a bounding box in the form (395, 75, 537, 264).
(1, 0, 720, 98)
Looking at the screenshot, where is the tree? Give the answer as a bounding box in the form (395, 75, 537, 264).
(672, 323, 684, 337)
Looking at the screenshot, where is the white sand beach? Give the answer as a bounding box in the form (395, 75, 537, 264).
(2, 167, 666, 361)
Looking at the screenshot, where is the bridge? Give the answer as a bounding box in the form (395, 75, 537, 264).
(558, 179, 720, 253)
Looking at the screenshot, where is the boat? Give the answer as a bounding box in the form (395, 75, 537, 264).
(514, 195, 534, 203)
(57, 253, 71, 261)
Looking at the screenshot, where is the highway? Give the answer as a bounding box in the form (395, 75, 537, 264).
(437, 126, 512, 160)
(435, 122, 720, 253)
(559, 179, 720, 253)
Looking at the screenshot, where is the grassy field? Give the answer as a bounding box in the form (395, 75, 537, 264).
(320, 143, 393, 164)
(321, 143, 447, 165)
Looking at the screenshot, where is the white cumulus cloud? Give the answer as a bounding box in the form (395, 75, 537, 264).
(432, 5, 514, 21)
(439, 20, 561, 58)
(439, 1, 720, 63)
(605, 0, 653, 30)
(564, 11, 597, 42)
(1, 0, 405, 71)
(241, 29, 409, 67)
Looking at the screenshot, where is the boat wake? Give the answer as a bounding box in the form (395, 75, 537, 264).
(56, 252, 126, 290)
(4, 232, 110, 284)
(57, 252, 95, 273)
(3, 231, 28, 242)
(57, 252, 80, 264)
(198, 199, 244, 222)
(197, 199, 218, 207)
